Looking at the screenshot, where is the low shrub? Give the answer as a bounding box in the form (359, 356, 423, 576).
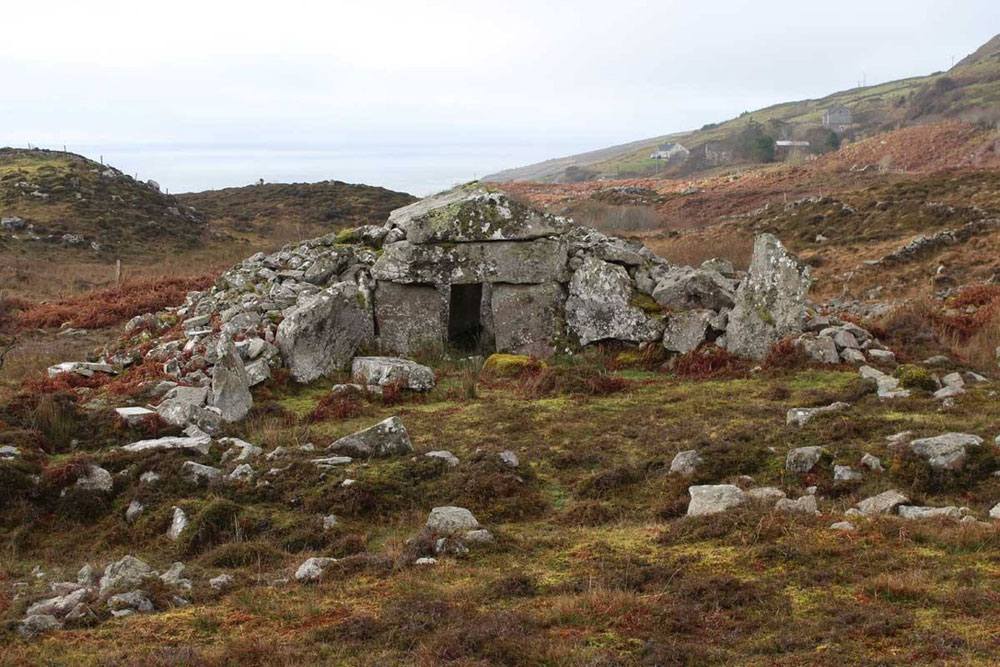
(674, 346, 748, 379)
(893, 364, 936, 390)
(177, 498, 247, 557)
(202, 540, 285, 568)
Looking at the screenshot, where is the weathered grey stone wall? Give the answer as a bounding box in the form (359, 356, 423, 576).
(491, 282, 566, 358)
(374, 281, 448, 355)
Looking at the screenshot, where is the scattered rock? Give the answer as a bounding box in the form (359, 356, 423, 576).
(830, 521, 856, 532)
(328, 416, 413, 458)
(499, 450, 520, 467)
(785, 446, 825, 474)
(774, 495, 819, 515)
(425, 450, 460, 467)
(18, 614, 62, 637)
(351, 357, 435, 391)
(747, 487, 787, 505)
(210, 574, 234, 591)
(897, 505, 962, 521)
(125, 500, 144, 523)
(167, 507, 188, 541)
(686, 484, 747, 516)
(211, 338, 253, 422)
(786, 402, 849, 427)
(295, 557, 337, 582)
(833, 465, 863, 482)
(426, 506, 480, 534)
(99, 556, 155, 596)
(182, 461, 222, 485)
(669, 449, 703, 475)
(857, 489, 909, 515)
(909, 433, 983, 471)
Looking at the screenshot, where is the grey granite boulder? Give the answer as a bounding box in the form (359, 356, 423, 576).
(786, 402, 849, 427)
(785, 446, 825, 474)
(295, 557, 338, 582)
(909, 433, 983, 470)
(856, 489, 909, 515)
(277, 282, 375, 383)
(669, 450, 703, 475)
(99, 556, 155, 596)
(566, 256, 662, 346)
(426, 506, 481, 534)
(686, 484, 747, 516)
(328, 416, 413, 458)
(351, 357, 435, 391)
(725, 234, 811, 359)
(490, 282, 566, 358)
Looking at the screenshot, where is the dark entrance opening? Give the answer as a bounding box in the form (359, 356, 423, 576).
(448, 283, 483, 351)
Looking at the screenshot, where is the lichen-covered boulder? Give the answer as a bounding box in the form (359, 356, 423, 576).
(426, 506, 481, 534)
(566, 256, 662, 346)
(328, 416, 413, 458)
(909, 433, 984, 470)
(98, 556, 155, 597)
(386, 183, 568, 244)
(651, 266, 735, 311)
(211, 338, 252, 422)
(277, 282, 375, 383)
(687, 484, 747, 516)
(351, 357, 436, 391)
(725, 234, 812, 359)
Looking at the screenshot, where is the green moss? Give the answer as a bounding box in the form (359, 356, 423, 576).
(893, 364, 936, 391)
(628, 293, 662, 313)
(334, 229, 360, 244)
(482, 353, 545, 377)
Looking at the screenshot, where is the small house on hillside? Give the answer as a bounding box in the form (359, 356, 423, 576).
(822, 105, 853, 132)
(774, 140, 811, 160)
(649, 142, 689, 162)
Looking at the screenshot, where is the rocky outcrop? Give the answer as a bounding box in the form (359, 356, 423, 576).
(725, 234, 812, 359)
(211, 338, 253, 422)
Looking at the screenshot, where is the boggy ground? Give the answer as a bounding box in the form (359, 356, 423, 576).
(2, 341, 1000, 666)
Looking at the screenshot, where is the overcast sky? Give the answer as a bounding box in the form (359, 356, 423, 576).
(1, 1, 997, 193)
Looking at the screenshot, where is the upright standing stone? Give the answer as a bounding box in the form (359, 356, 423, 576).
(374, 281, 447, 355)
(725, 234, 812, 359)
(211, 338, 253, 422)
(491, 282, 566, 358)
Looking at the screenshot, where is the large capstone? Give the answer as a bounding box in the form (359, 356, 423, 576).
(490, 282, 566, 358)
(566, 256, 663, 346)
(374, 281, 447, 355)
(371, 238, 569, 285)
(725, 234, 812, 359)
(386, 183, 568, 244)
(211, 338, 253, 422)
(277, 282, 375, 383)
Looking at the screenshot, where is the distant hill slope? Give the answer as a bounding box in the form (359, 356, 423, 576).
(0, 148, 204, 255)
(487, 33, 1000, 184)
(178, 181, 416, 241)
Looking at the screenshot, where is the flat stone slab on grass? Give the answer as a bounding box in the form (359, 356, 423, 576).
(351, 357, 435, 391)
(786, 402, 849, 427)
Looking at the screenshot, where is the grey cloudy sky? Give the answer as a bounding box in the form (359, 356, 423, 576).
(2, 1, 997, 194)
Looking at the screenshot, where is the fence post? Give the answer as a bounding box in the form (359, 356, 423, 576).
(115, 259, 122, 287)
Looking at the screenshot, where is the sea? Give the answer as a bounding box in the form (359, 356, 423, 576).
(66, 139, 605, 197)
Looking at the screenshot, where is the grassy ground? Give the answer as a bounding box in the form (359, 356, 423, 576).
(2, 346, 999, 665)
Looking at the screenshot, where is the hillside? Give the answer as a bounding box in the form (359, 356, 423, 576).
(486, 33, 1000, 184)
(0, 152, 417, 301)
(0, 148, 205, 256)
(178, 181, 417, 244)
